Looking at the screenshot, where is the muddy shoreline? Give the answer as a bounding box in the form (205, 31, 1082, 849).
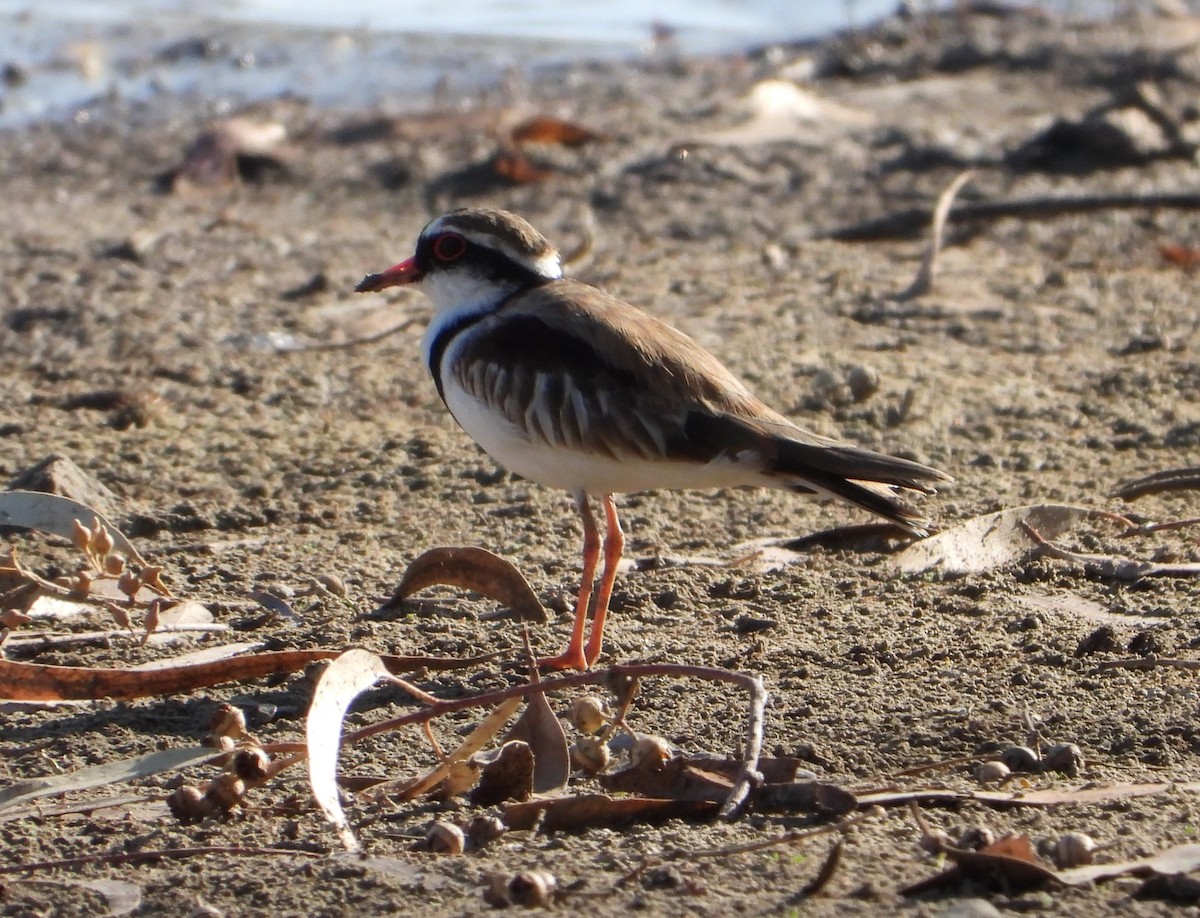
(2, 6, 1199, 916)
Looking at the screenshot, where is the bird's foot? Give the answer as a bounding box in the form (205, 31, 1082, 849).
(537, 650, 589, 672)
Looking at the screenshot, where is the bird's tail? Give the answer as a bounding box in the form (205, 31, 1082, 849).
(773, 438, 951, 537)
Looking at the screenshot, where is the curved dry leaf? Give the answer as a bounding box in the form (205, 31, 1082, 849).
(490, 148, 556, 184)
(893, 504, 1097, 575)
(1057, 842, 1200, 886)
(470, 740, 535, 806)
(0, 491, 146, 566)
(0, 649, 336, 702)
(384, 695, 523, 802)
(389, 546, 547, 623)
(509, 116, 603, 147)
(503, 793, 715, 831)
(0, 647, 486, 702)
(1112, 466, 1200, 500)
(306, 649, 394, 852)
(171, 118, 288, 193)
(505, 686, 569, 794)
(696, 79, 874, 147)
(0, 746, 217, 813)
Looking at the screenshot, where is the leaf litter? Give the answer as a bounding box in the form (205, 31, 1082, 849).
(4, 470, 1200, 906)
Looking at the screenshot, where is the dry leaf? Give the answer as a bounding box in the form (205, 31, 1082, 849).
(893, 504, 1098, 575)
(170, 118, 288, 193)
(470, 740, 535, 806)
(1159, 243, 1200, 269)
(1012, 593, 1163, 629)
(0, 746, 217, 813)
(490, 147, 556, 184)
(0, 647, 485, 702)
(306, 649, 394, 852)
(504, 686, 569, 794)
(509, 116, 603, 147)
(0, 491, 146, 565)
(502, 793, 716, 831)
(383, 696, 523, 802)
(694, 79, 874, 147)
(388, 546, 547, 623)
(1113, 466, 1200, 500)
(1058, 842, 1200, 886)
(903, 833, 1058, 895)
(857, 781, 1200, 812)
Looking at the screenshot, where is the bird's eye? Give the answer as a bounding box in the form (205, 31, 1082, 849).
(432, 233, 467, 262)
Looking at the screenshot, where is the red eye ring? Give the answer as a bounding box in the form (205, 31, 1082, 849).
(432, 233, 467, 262)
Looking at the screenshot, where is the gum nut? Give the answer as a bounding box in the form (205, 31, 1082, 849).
(1000, 745, 1041, 773)
(508, 870, 557, 907)
(104, 552, 126, 575)
(316, 572, 347, 597)
(973, 761, 1010, 784)
(571, 736, 611, 773)
(233, 747, 271, 782)
(208, 773, 247, 810)
(1042, 742, 1084, 777)
(569, 696, 609, 734)
(958, 825, 997, 851)
(631, 735, 673, 769)
(1054, 831, 1097, 868)
(426, 822, 466, 854)
(466, 815, 507, 848)
(167, 785, 211, 822)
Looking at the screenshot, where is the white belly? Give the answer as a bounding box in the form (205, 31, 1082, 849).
(442, 383, 768, 496)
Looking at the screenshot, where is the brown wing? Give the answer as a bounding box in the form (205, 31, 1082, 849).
(447, 278, 950, 530)
(448, 279, 771, 463)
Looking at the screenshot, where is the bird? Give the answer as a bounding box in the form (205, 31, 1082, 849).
(356, 208, 951, 671)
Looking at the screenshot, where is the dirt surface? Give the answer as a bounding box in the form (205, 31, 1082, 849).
(2, 7, 1200, 916)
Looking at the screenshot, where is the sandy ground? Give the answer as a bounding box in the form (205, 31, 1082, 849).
(2, 7, 1200, 916)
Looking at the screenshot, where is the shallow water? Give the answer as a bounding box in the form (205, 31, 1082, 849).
(0, 0, 897, 127)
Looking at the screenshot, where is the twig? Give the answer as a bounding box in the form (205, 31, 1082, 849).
(339, 662, 767, 818)
(1112, 467, 1200, 501)
(1121, 517, 1200, 537)
(897, 169, 974, 300)
(793, 840, 843, 900)
(275, 315, 424, 353)
(826, 191, 1200, 242)
(888, 754, 979, 778)
(1094, 657, 1200, 673)
(0, 845, 323, 875)
(1020, 521, 1200, 581)
(560, 203, 597, 272)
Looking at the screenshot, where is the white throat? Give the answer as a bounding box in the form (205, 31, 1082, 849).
(418, 270, 518, 373)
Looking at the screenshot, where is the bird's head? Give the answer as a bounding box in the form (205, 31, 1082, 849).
(355, 208, 562, 311)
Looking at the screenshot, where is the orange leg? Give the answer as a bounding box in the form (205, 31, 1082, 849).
(583, 494, 623, 668)
(539, 491, 600, 672)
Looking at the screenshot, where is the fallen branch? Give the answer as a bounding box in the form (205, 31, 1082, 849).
(1112, 467, 1200, 501)
(0, 648, 499, 702)
(826, 191, 1200, 242)
(337, 662, 767, 819)
(1094, 657, 1200, 673)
